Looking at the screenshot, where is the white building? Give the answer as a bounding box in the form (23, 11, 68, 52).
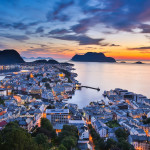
(46, 109, 69, 125)
(0, 89, 7, 96)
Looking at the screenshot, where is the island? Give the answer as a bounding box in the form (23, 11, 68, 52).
(134, 61, 144, 64)
(71, 52, 116, 62)
(0, 49, 25, 64)
(120, 61, 126, 63)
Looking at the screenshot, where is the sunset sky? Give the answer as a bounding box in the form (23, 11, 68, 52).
(1, 0, 150, 60)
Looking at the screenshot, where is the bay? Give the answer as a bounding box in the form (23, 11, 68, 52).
(69, 61, 150, 108)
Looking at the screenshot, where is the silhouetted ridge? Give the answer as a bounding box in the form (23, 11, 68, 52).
(33, 59, 59, 64)
(71, 52, 116, 62)
(0, 49, 25, 64)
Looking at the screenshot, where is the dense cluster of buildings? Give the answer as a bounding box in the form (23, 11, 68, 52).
(0, 63, 150, 150)
(83, 88, 150, 150)
(0, 63, 91, 149)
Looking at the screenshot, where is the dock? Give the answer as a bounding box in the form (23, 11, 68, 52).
(81, 86, 100, 91)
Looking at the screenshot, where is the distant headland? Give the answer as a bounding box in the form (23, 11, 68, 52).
(71, 52, 116, 62)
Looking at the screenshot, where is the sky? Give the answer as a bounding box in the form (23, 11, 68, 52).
(1, 0, 150, 60)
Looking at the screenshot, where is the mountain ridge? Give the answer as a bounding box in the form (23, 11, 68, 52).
(0, 49, 25, 64)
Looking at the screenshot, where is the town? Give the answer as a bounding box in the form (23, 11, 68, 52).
(0, 63, 150, 150)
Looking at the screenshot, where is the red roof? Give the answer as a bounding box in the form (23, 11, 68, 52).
(0, 121, 7, 127)
(0, 111, 5, 116)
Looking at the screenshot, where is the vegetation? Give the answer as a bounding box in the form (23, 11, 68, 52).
(0, 97, 4, 105)
(57, 125, 78, 150)
(33, 118, 57, 142)
(1, 118, 133, 150)
(143, 118, 150, 124)
(32, 118, 79, 149)
(88, 124, 106, 150)
(115, 128, 135, 150)
(88, 124, 134, 150)
(35, 133, 49, 150)
(41, 118, 53, 131)
(58, 144, 67, 150)
(42, 78, 51, 82)
(45, 83, 51, 90)
(34, 73, 43, 77)
(115, 128, 128, 140)
(26, 74, 30, 80)
(47, 105, 55, 109)
(106, 120, 120, 128)
(0, 122, 39, 150)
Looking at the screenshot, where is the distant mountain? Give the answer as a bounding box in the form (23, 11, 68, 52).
(37, 57, 53, 60)
(22, 56, 27, 59)
(71, 52, 116, 62)
(23, 57, 53, 60)
(33, 59, 59, 64)
(0, 49, 25, 64)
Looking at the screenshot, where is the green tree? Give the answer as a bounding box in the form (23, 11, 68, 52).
(62, 125, 78, 138)
(26, 74, 30, 80)
(35, 133, 49, 150)
(117, 140, 135, 150)
(47, 105, 55, 109)
(58, 144, 67, 150)
(41, 118, 53, 131)
(105, 138, 117, 150)
(61, 136, 77, 150)
(0, 97, 4, 105)
(34, 118, 56, 145)
(45, 83, 51, 89)
(58, 125, 78, 143)
(0, 122, 38, 150)
(115, 128, 128, 140)
(143, 118, 150, 124)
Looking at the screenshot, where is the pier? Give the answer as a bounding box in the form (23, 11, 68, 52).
(81, 86, 100, 91)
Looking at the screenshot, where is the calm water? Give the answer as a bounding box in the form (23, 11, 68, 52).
(69, 62, 150, 108)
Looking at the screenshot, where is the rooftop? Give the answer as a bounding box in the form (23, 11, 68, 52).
(46, 109, 69, 114)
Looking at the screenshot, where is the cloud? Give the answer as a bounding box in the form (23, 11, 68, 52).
(0, 21, 39, 30)
(27, 42, 47, 48)
(0, 42, 8, 49)
(21, 48, 49, 56)
(71, 17, 98, 33)
(46, 0, 74, 22)
(51, 34, 104, 45)
(128, 46, 150, 50)
(138, 24, 150, 33)
(35, 26, 44, 33)
(0, 34, 29, 41)
(128, 46, 150, 53)
(69, 0, 150, 34)
(110, 44, 120, 47)
(12, 22, 28, 30)
(49, 29, 70, 34)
